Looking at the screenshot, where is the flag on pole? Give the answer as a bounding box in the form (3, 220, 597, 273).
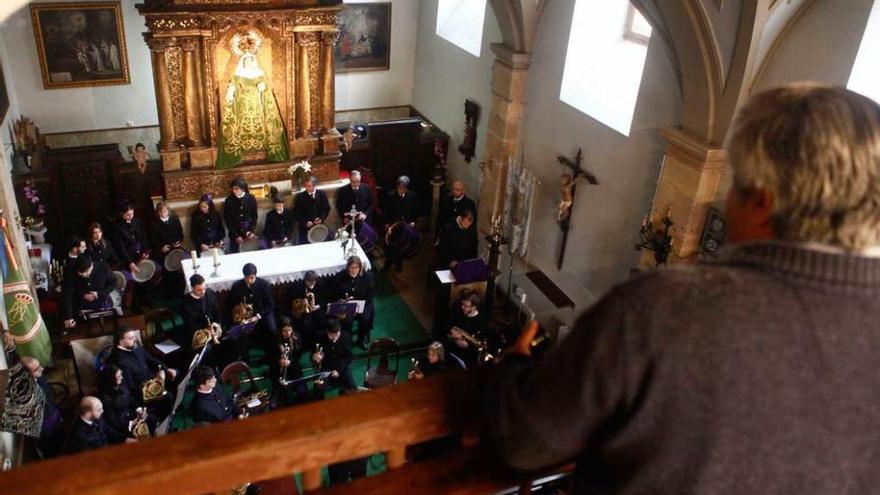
(1, 216, 51, 366)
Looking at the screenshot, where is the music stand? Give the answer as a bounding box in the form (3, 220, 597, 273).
(226, 319, 258, 340)
(327, 301, 360, 320)
(451, 258, 489, 284)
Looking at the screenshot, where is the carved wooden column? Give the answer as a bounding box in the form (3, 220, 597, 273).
(147, 37, 177, 156)
(180, 37, 204, 148)
(295, 32, 315, 137)
(320, 31, 335, 132)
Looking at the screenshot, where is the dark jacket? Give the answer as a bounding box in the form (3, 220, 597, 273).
(316, 332, 353, 373)
(384, 191, 419, 225)
(180, 289, 221, 340)
(99, 385, 137, 437)
(333, 270, 375, 302)
(335, 184, 374, 222)
(294, 190, 331, 228)
(437, 220, 479, 268)
(223, 193, 258, 239)
(190, 387, 240, 423)
(149, 215, 184, 256)
(485, 242, 880, 494)
(86, 239, 119, 268)
(109, 346, 164, 400)
(191, 210, 226, 248)
(264, 208, 296, 243)
(60, 260, 117, 320)
(110, 218, 147, 266)
(288, 278, 332, 308)
(228, 277, 275, 322)
(438, 194, 477, 233)
(70, 417, 126, 452)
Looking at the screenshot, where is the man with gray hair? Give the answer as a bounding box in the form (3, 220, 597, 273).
(485, 84, 880, 493)
(384, 175, 419, 272)
(293, 175, 330, 244)
(336, 169, 374, 224)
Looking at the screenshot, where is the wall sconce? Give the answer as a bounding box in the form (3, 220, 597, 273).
(635, 207, 674, 266)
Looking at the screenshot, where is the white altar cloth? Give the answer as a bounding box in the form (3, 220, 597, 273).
(181, 240, 371, 292)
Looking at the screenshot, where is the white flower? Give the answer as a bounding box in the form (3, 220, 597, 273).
(288, 160, 312, 176)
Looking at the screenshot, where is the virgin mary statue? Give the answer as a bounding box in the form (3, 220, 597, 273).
(216, 51, 290, 169)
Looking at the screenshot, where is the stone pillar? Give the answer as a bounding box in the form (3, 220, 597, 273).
(477, 45, 531, 234)
(640, 127, 727, 266)
(180, 37, 204, 148)
(320, 31, 336, 133)
(147, 37, 176, 154)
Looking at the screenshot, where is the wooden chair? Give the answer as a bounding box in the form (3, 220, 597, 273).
(221, 361, 270, 414)
(364, 337, 400, 389)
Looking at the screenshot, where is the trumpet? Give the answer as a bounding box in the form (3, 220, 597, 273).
(192, 322, 223, 350)
(312, 343, 325, 386)
(279, 343, 291, 386)
(450, 326, 497, 363)
(408, 358, 422, 380)
(232, 301, 254, 324)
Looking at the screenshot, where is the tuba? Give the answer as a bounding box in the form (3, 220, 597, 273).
(232, 302, 254, 324)
(142, 372, 167, 403)
(192, 322, 223, 350)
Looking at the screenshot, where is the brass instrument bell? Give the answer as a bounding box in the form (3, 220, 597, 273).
(232, 302, 254, 324)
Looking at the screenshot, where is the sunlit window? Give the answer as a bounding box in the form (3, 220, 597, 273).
(848, 0, 880, 104)
(560, 1, 652, 136)
(436, 0, 488, 57)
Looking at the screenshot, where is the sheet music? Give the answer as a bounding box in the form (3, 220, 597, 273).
(435, 270, 456, 284)
(155, 339, 181, 355)
(351, 299, 366, 314)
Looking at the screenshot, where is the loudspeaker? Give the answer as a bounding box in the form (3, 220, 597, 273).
(699, 207, 726, 257)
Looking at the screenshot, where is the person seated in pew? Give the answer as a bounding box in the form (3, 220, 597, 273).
(312, 319, 355, 393)
(383, 175, 419, 272)
(86, 222, 119, 269)
(437, 209, 479, 270)
(62, 236, 87, 281)
(446, 290, 494, 367)
(109, 325, 177, 416)
(287, 270, 329, 348)
(110, 200, 149, 276)
(335, 170, 374, 225)
(98, 365, 151, 440)
(180, 274, 235, 368)
(293, 176, 331, 244)
(224, 176, 258, 254)
(264, 193, 295, 248)
(190, 366, 242, 423)
(437, 179, 477, 238)
(149, 202, 184, 266)
(332, 256, 375, 350)
(228, 263, 277, 359)
(408, 341, 450, 380)
(61, 255, 118, 329)
(191, 194, 226, 254)
(69, 396, 134, 453)
(271, 316, 307, 406)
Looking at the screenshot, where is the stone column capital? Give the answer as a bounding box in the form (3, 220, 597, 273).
(178, 37, 200, 52)
(295, 32, 320, 45)
(146, 36, 177, 52)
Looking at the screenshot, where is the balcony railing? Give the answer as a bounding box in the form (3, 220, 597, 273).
(0, 371, 572, 494)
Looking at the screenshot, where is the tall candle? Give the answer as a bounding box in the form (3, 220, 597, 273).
(190, 250, 197, 266)
(212, 248, 219, 266)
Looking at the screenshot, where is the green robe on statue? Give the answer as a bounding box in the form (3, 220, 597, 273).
(216, 74, 290, 169)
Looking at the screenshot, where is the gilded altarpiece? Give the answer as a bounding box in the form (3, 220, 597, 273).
(136, 0, 343, 200)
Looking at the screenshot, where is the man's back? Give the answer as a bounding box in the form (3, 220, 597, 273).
(488, 243, 880, 494)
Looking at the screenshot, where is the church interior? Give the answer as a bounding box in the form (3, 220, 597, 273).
(0, 0, 877, 493)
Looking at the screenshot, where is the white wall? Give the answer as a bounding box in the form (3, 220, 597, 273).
(1, 0, 158, 134)
(336, 0, 419, 111)
(411, 0, 500, 196)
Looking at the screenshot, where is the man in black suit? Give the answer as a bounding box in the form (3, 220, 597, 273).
(312, 320, 355, 392)
(62, 236, 87, 281)
(180, 274, 221, 339)
(437, 210, 479, 270)
(264, 194, 295, 248)
(384, 175, 419, 272)
(223, 176, 258, 254)
(333, 256, 375, 349)
(70, 396, 132, 452)
(228, 263, 277, 359)
(190, 366, 241, 423)
(148, 202, 184, 265)
(294, 176, 331, 244)
(109, 325, 177, 407)
(109, 201, 148, 275)
(437, 180, 477, 237)
(335, 170, 374, 225)
(287, 270, 329, 346)
(61, 255, 117, 330)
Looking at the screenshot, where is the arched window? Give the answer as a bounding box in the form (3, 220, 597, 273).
(436, 0, 488, 57)
(560, 1, 652, 136)
(848, 0, 880, 104)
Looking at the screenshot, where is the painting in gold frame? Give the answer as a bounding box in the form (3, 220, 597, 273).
(30, 2, 130, 90)
(335, 3, 391, 73)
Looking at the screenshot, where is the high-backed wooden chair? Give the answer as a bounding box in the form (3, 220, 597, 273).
(364, 338, 400, 389)
(220, 361, 258, 397)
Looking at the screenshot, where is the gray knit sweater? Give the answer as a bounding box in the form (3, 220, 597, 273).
(486, 242, 880, 494)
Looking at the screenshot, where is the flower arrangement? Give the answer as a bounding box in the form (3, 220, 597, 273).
(23, 179, 46, 218)
(288, 160, 312, 187)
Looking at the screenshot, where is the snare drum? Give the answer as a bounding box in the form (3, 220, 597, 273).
(356, 221, 378, 252)
(385, 221, 423, 259)
(307, 224, 336, 243)
(164, 248, 187, 272)
(132, 259, 163, 286)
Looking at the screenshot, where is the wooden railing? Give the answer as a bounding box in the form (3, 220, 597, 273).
(0, 372, 572, 494)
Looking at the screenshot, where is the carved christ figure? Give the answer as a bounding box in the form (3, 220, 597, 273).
(216, 47, 290, 169)
(558, 173, 574, 224)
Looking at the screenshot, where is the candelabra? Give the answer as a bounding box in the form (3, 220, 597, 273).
(635, 208, 675, 266)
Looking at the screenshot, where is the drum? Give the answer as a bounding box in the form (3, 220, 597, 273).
(385, 221, 423, 259)
(113, 270, 129, 292)
(164, 248, 187, 272)
(109, 289, 123, 309)
(356, 221, 378, 253)
(132, 259, 163, 286)
(307, 224, 336, 243)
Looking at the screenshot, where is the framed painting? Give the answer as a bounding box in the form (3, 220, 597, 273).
(30, 2, 130, 89)
(335, 3, 392, 73)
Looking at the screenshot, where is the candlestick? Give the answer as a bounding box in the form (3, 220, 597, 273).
(190, 250, 199, 272)
(211, 248, 221, 278)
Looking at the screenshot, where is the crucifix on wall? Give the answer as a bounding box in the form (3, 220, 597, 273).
(556, 148, 599, 269)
